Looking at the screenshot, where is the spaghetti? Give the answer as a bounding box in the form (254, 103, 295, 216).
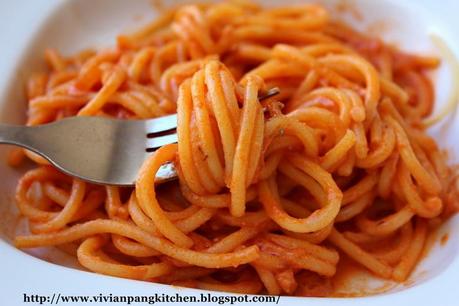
(10, 1, 459, 296)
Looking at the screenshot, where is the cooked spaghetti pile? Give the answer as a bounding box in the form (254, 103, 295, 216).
(11, 1, 459, 296)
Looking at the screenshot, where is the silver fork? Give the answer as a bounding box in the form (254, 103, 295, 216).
(0, 88, 279, 186)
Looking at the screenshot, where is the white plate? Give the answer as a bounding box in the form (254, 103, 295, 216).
(1, 0, 459, 305)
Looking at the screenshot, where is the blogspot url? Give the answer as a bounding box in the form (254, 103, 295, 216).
(22, 293, 280, 305)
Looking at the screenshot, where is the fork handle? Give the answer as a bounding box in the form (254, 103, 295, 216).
(0, 124, 37, 150)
